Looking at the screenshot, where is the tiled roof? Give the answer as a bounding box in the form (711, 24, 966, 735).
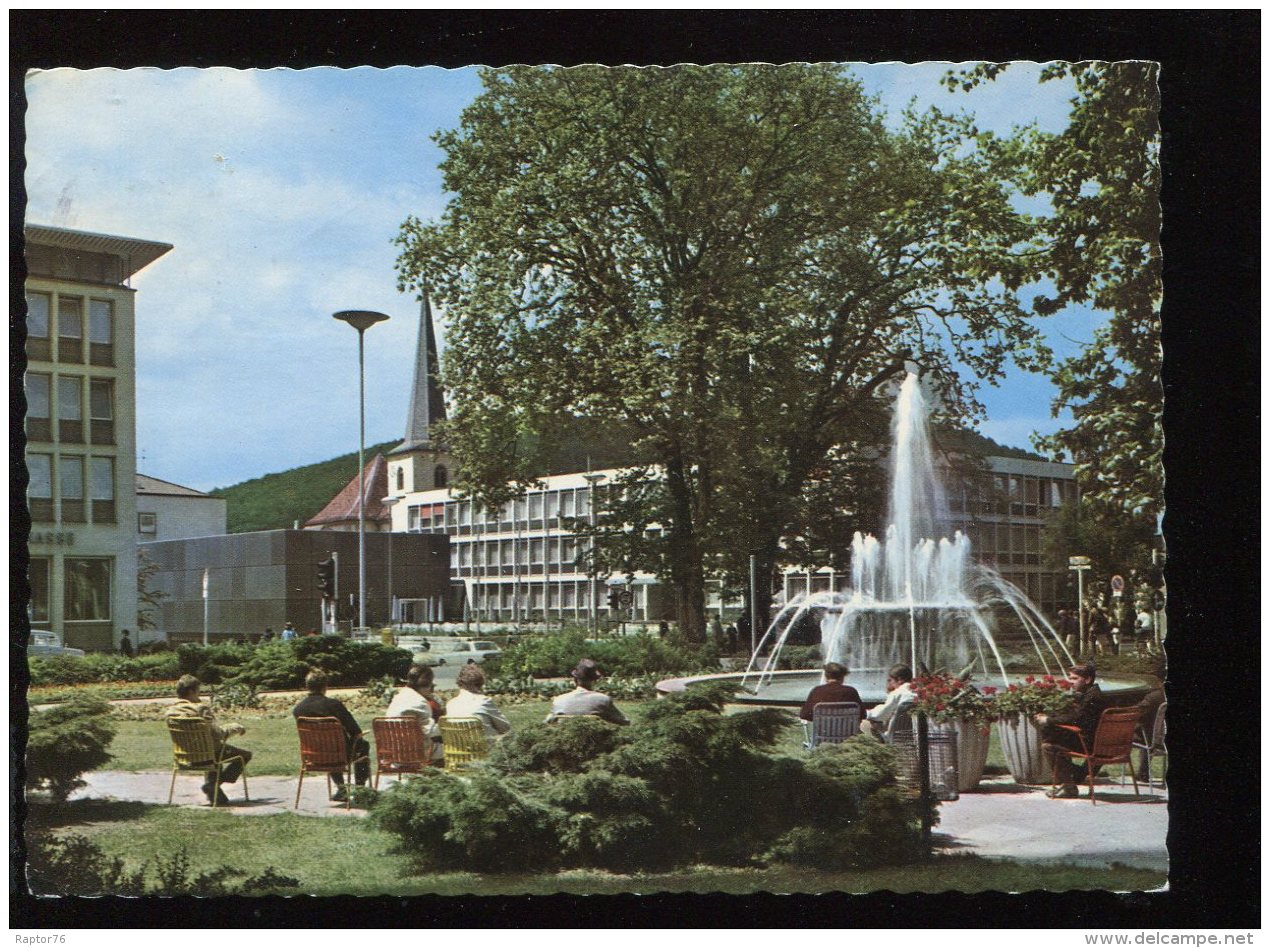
(303, 454, 391, 527)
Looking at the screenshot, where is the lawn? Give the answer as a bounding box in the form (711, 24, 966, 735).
(25, 799, 1166, 896)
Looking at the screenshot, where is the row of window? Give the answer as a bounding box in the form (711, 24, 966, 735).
(452, 535, 589, 570)
(947, 474, 1077, 517)
(465, 579, 642, 614)
(28, 454, 117, 524)
(25, 372, 115, 444)
(407, 485, 608, 531)
(26, 292, 115, 366)
(28, 557, 113, 624)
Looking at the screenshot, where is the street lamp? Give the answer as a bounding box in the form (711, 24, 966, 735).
(382, 494, 403, 629)
(333, 309, 390, 635)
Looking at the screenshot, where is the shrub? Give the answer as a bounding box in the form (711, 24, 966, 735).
(373, 679, 926, 873)
(26, 695, 116, 803)
(211, 682, 262, 711)
(497, 629, 711, 679)
(226, 638, 412, 690)
(773, 644, 823, 670)
(29, 652, 181, 687)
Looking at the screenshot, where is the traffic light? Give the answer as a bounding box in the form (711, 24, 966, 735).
(317, 558, 336, 598)
(607, 588, 621, 611)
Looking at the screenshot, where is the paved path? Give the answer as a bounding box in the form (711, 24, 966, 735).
(933, 776, 1168, 870)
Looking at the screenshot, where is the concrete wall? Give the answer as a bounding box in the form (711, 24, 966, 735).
(141, 529, 450, 640)
(136, 493, 227, 543)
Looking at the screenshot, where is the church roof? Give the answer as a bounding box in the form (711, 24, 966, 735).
(393, 290, 447, 455)
(303, 454, 390, 527)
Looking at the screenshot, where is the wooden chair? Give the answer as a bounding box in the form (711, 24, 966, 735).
(1131, 701, 1167, 791)
(1045, 707, 1142, 804)
(439, 717, 489, 772)
(802, 702, 862, 749)
(167, 716, 249, 808)
(295, 717, 369, 809)
(372, 716, 432, 790)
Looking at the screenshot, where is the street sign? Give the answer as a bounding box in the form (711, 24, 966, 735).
(1111, 574, 1125, 597)
(1068, 555, 1092, 567)
(618, 589, 634, 609)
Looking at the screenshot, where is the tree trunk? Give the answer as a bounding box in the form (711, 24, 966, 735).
(665, 456, 707, 643)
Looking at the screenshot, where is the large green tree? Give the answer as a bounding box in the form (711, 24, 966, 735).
(397, 65, 1045, 639)
(949, 62, 1162, 529)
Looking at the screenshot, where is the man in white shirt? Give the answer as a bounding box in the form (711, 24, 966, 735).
(861, 664, 915, 740)
(446, 664, 512, 743)
(546, 659, 630, 726)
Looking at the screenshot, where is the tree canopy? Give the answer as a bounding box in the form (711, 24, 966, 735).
(397, 65, 1049, 636)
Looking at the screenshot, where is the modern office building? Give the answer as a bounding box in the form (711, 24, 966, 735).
(23, 224, 172, 651)
(140, 529, 451, 641)
(136, 474, 228, 543)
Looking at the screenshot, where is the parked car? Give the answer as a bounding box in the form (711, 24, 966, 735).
(27, 630, 86, 658)
(412, 638, 502, 666)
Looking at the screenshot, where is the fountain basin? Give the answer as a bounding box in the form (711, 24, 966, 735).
(656, 668, 1155, 708)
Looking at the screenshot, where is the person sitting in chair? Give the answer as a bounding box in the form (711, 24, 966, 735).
(292, 669, 369, 801)
(799, 662, 863, 722)
(1037, 662, 1105, 799)
(860, 664, 915, 739)
(446, 664, 512, 745)
(386, 663, 444, 763)
(546, 659, 630, 726)
(166, 674, 251, 806)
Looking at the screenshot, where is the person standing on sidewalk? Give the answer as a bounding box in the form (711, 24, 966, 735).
(166, 675, 251, 806)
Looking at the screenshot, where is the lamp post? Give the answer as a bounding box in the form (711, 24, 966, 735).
(333, 309, 390, 635)
(382, 495, 402, 629)
(582, 472, 606, 635)
(1068, 555, 1092, 654)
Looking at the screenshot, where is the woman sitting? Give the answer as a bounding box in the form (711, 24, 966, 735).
(386, 663, 444, 763)
(445, 664, 512, 745)
(546, 659, 629, 725)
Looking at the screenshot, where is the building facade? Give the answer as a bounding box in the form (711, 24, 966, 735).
(24, 225, 172, 651)
(140, 529, 451, 641)
(136, 474, 228, 543)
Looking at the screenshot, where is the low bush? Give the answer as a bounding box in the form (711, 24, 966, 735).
(224, 638, 413, 690)
(29, 652, 182, 687)
(372, 681, 927, 873)
(26, 834, 300, 896)
(26, 695, 116, 803)
(773, 644, 823, 670)
(497, 629, 712, 679)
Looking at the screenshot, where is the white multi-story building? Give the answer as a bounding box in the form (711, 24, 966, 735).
(24, 224, 171, 650)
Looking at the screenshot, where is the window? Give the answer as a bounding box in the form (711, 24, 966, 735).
(513, 496, 527, 521)
(90, 457, 115, 523)
(407, 505, 422, 531)
(90, 379, 114, 444)
(89, 300, 114, 366)
(531, 538, 544, 564)
(61, 455, 85, 522)
(458, 502, 471, 526)
(64, 558, 112, 621)
(528, 492, 543, 520)
(138, 511, 158, 535)
(26, 292, 51, 360)
(29, 557, 51, 625)
(396, 467, 404, 491)
(434, 465, 448, 488)
(26, 372, 51, 441)
(58, 376, 83, 442)
(28, 453, 53, 522)
(560, 489, 576, 518)
(58, 297, 84, 363)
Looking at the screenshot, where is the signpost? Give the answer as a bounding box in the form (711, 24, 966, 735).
(1068, 555, 1092, 653)
(1111, 574, 1125, 597)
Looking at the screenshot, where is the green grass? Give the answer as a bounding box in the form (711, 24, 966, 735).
(26, 800, 1165, 896)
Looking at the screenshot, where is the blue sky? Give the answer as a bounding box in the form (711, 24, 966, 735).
(25, 63, 1106, 492)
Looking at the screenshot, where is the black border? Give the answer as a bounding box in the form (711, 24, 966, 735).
(10, 9, 1260, 931)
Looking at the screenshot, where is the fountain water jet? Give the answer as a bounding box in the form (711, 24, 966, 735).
(739, 371, 1073, 699)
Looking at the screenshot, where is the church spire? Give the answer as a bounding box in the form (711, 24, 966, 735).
(397, 287, 446, 452)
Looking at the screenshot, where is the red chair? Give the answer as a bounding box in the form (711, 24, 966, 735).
(295, 717, 368, 810)
(371, 716, 432, 790)
(1045, 707, 1142, 804)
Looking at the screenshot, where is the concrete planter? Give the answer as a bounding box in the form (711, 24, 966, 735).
(996, 714, 1054, 785)
(932, 720, 993, 791)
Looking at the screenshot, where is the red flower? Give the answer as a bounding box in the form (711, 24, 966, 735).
(1043, 675, 1055, 683)
(1058, 679, 1072, 690)
(935, 703, 946, 712)
(1007, 684, 1019, 692)
(1024, 675, 1036, 684)
(981, 686, 998, 695)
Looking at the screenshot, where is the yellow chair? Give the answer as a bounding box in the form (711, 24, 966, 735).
(439, 717, 489, 772)
(167, 716, 249, 808)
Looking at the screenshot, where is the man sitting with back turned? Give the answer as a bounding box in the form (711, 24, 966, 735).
(799, 662, 863, 723)
(166, 674, 252, 806)
(546, 659, 630, 726)
(292, 669, 370, 801)
(860, 664, 916, 739)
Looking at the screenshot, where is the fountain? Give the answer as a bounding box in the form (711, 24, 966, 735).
(658, 371, 1147, 707)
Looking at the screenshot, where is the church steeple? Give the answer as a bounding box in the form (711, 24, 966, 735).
(387, 288, 451, 496)
(398, 288, 446, 452)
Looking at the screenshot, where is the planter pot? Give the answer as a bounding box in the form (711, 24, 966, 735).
(932, 720, 992, 791)
(996, 715, 1054, 785)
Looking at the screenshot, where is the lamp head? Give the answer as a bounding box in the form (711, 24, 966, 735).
(333, 310, 390, 333)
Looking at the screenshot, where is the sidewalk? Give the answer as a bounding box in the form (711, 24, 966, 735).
(933, 776, 1169, 871)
